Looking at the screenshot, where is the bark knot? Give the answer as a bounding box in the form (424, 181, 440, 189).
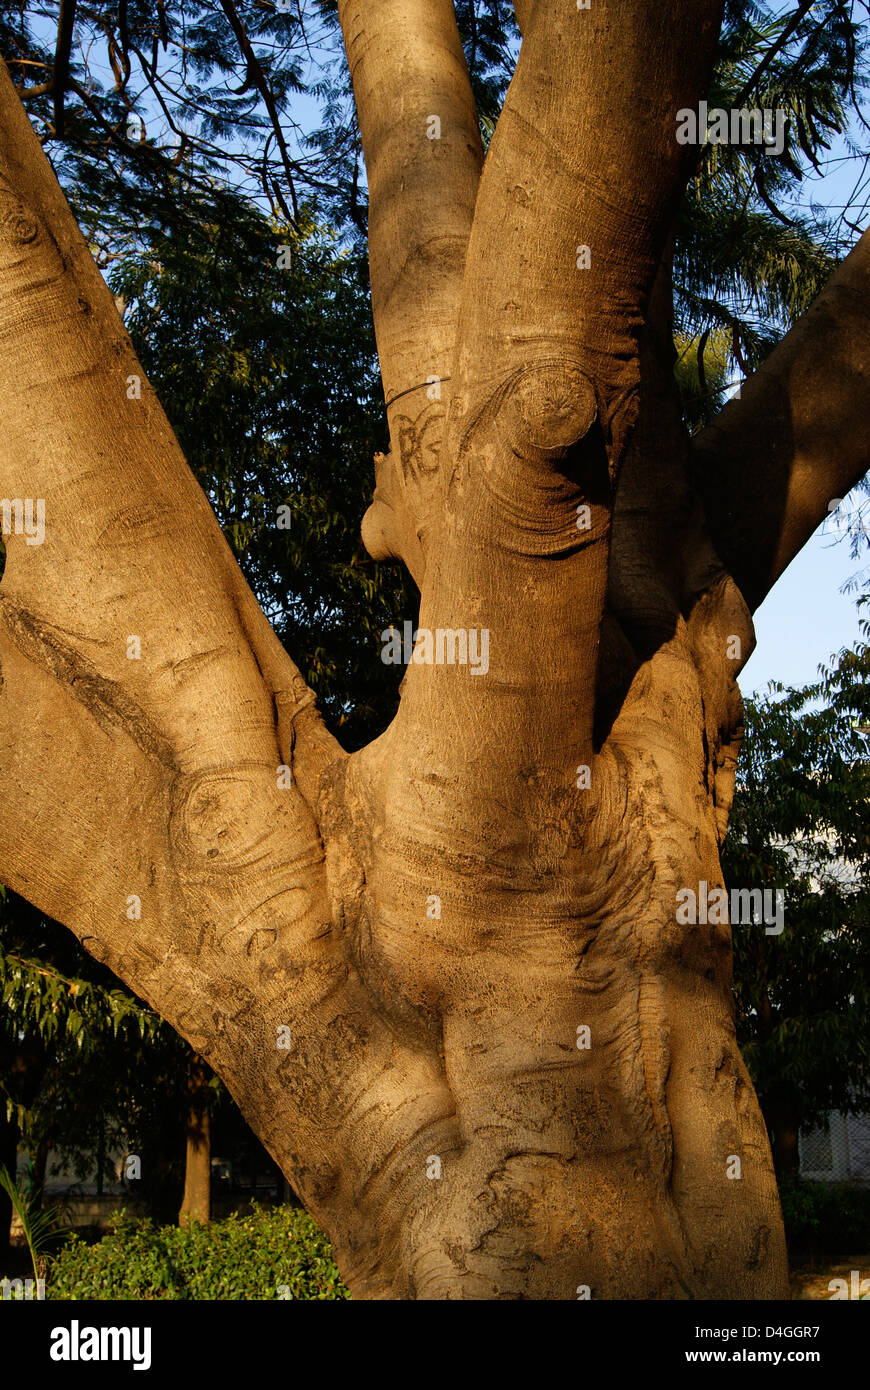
(501, 361, 597, 458)
(456, 357, 598, 470)
(0, 176, 50, 262)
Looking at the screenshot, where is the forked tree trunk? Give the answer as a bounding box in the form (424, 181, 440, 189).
(1, 3, 869, 1299)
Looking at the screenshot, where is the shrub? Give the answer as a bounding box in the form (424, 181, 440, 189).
(780, 1178, 870, 1259)
(46, 1203, 349, 1300)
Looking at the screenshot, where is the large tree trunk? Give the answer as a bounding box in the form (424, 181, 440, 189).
(1, 3, 868, 1298)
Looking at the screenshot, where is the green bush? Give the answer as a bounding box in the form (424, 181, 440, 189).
(780, 1178, 870, 1258)
(46, 1203, 349, 1300)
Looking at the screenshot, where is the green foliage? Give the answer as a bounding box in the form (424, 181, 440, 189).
(725, 618, 870, 1137)
(0, 2, 519, 262)
(0, 0, 319, 260)
(0, 888, 163, 1057)
(0, 893, 213, 1217)
(675, 0, 867, 399)
(47, 1204, 348, 1300)
(674, 326, 736, 432)
(450, 1, 519, 144)
(779, 1177, 870, 1256)
(110, 203, 410, 748)
(0, 948, 160, 1052)
(0, 1164, 61, 1281)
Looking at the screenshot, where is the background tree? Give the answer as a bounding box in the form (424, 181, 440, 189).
(724, 617, 870, 1173)
(0, 889, 166, 1251)
(109, 205, 408, 747)
(1, 891, 269, 1240)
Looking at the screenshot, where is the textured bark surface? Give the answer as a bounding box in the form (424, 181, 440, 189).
(1, 3, 869, 1299)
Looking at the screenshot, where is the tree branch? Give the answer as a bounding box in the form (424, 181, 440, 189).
(52, 0, 77, 138)
(512, 1, 534, 37)
(217, 0, 300, 223)
(391, 0, 727, 770)
(338, 0, 484, 581)
(732, 0, 816, 109)
(338, 0, 483, 406)
(691, 229, 870, 611)
(450, 0, 726, 463)
(0, 57, 397, 1225)
(0, 61, 473, 1289)
(0, 65, 475, 1289)
(338, 5, 733, 1004)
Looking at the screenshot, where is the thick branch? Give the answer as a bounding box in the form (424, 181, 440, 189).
(691, 228, 870, 611)
(338, 0, 482, 405)
(508, 0, 536, 37)
(0, 46, 357, 1190)
(406, 0, 727, 777)
(450, 0, 726, 461)
(512, 1, 534, 37)
(52, 0, 77, 138)
(338, 0, 483, 580)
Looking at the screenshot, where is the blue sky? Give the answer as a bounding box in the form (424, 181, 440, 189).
(742, 494, 867, 695)
(738, 96, 869, 697)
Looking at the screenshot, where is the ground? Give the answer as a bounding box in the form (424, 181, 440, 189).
(790, 1256, 870, 1300)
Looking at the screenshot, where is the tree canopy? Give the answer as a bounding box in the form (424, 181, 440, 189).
(725, 613, 870, 1168)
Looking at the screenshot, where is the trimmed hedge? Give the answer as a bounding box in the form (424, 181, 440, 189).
(47, 1203, 349, 1300)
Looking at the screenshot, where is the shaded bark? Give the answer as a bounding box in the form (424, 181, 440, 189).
(692, 229, 870, 611)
